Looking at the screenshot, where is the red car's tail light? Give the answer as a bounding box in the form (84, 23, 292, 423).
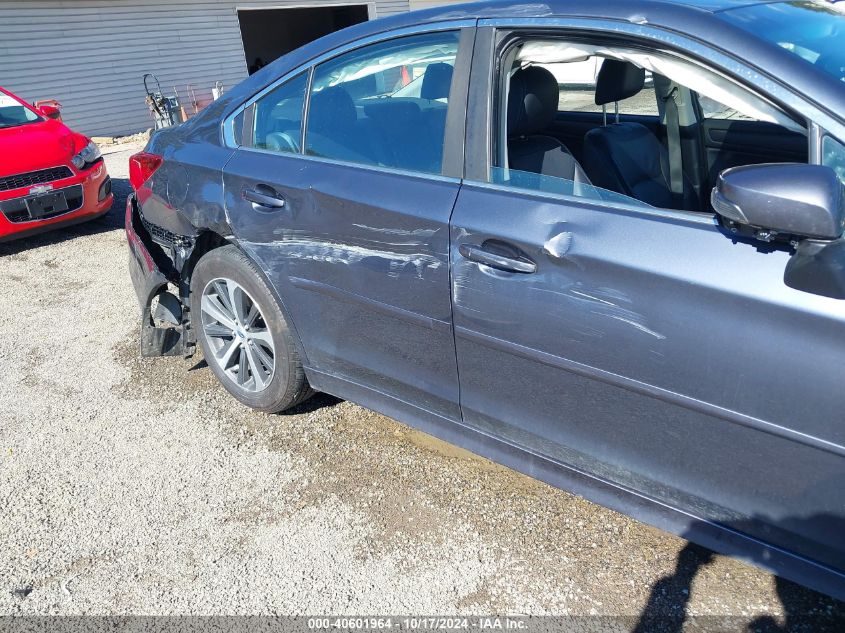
(129, 152, 163, 192)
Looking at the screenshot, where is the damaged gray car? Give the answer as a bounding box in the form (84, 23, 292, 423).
(126, 0, 845, 601)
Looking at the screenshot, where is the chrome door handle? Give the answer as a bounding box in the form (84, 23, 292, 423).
(243, 185, 286, 210)
(459, 243, 537, 274)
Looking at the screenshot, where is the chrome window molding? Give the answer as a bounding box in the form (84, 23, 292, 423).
(809, 121, 824, 165)
(221, 19, 476, 148)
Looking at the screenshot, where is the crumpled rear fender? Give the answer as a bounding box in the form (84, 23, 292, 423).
(125, 194, 192, 357)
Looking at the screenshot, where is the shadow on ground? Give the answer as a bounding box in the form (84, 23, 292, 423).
(635, 531, 845, 632)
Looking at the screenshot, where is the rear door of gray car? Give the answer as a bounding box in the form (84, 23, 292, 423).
(223, 25, 474, 423)
(450, 23, 845, 580)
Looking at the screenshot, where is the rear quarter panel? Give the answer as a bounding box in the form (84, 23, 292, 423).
(138, 124, 235, 238)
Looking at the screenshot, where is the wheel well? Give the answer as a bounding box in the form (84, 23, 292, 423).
(182, 230, 228, 289)
(183, 237, 313, 371)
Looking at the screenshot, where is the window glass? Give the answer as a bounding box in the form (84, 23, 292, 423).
(305, 31, 460, 174)
(252, 72, 308, 153)
(232, 108, 246, 146)
(718, 1, 845, 85)
(497, 39, 810, 212)
(823, 135, 845, 184)
(697, 94, 756, 122)
(491, 167, 651, 208)
(540, 58, 658, 116)
(0, 93, 40, 130)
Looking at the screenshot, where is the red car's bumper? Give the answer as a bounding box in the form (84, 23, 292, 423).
(0, 159, 113, 242)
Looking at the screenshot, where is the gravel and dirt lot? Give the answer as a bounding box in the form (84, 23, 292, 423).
(0, 144, 843, 628)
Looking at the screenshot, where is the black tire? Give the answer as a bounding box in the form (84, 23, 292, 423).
(190, 244, 313, 413)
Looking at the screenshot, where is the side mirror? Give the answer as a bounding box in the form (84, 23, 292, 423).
(712, 163, 844, 241)
(38, 103, 62, 121)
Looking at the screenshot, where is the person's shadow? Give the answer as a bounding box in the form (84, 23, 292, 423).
(633, 543, 715, 633)
(633, 516, 845, 633)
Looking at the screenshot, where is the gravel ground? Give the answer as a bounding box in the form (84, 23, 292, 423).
(0, 145, 843, 627)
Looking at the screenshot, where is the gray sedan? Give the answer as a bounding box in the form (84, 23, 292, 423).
(125, 0, 845, 601)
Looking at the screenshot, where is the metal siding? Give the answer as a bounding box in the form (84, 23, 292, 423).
(0, 0, 410, 136)
(409, 0, 471, 10)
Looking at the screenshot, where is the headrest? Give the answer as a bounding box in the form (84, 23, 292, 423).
(309, 86, 357, 130)
(594, 59, 645, 106)
(363, 100, 421, 123)
(507, 66, 559, 137)
(421, 63, 453, 101)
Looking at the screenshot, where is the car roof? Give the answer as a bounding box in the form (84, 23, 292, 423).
(408, 0, 770, 21)
(222, 0, 759, 104)
(250, 0, 783, 82)
(191, 0, 842, 141)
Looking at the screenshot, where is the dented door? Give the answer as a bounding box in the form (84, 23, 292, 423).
(449, 183, 845, 573)
(224, 151, 463, 421)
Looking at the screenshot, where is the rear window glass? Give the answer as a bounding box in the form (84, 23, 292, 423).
(252, 72, 308, 153)
(305, 30, 460, 174)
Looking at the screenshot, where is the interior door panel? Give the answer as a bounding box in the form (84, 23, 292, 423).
(700, 119, 807, 187)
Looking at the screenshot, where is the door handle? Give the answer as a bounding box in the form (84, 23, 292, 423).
(459, 243, 537, 274)
(243, 185, 286, 210)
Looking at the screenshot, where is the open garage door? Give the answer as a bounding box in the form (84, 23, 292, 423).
(238, 5, 372, 74)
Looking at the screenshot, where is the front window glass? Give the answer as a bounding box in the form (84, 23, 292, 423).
(305, 31, 460, 174)
(0, 93, 40, 130)
(719, 1, 845, 84)
(823, 135, 845, 183)
(493, 39, 806, 213)
(252, 72, 308, 153)
(491, 167, 647, 207)
(697, 94, 756, 122)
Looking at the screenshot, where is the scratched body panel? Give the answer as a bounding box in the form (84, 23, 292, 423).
(449, 183, 845, 571)
(123, 0, 845, 601)
(141, 127, 234, 238)
(224, 150, 461, 420)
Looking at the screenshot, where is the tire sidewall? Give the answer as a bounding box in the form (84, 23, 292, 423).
(190, 245, 297, 412)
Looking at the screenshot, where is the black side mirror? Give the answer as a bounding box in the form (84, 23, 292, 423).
(712, 163, 845, 241)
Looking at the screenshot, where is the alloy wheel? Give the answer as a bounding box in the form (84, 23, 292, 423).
(199, 277, 276, 392)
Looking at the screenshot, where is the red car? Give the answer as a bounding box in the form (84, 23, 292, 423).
(0, 86, 112, 242)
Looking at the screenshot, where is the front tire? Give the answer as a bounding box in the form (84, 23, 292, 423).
(190, 245, 313, 412)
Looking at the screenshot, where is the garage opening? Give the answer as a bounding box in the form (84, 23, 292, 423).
(238, 5, 371, 74)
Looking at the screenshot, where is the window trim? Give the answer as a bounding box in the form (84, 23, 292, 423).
(221, 20, 475, 151)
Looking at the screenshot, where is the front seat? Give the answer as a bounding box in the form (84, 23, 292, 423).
(420, 62, 453, 102)
(507, 66, 592, 185)
(582, 59, 696, 210)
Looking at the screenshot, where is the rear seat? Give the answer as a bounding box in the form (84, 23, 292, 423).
(362, 99, 442, 172)
(306, 62, 455, 174)
(306, 86, 380, 165)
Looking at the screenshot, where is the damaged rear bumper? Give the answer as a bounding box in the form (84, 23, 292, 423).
(125, 194, 194, 357)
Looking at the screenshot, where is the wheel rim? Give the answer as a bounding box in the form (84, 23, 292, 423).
(200, 277, 276, 393)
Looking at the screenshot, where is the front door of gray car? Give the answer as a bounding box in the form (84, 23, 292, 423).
(450, 31, 845, 576)
(225, 28, 471, 421)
